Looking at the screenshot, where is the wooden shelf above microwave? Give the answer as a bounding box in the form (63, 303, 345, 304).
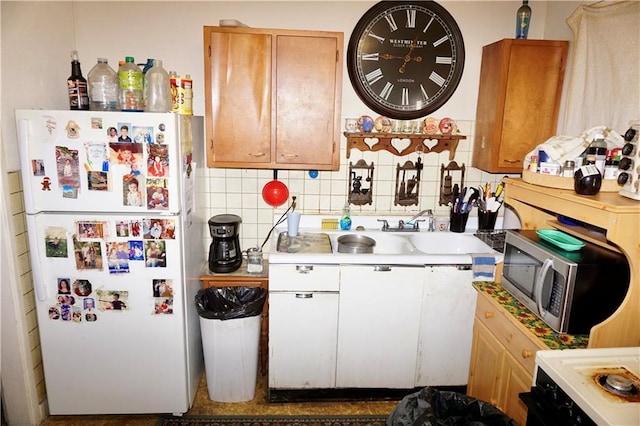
(344, 132, 466, 159)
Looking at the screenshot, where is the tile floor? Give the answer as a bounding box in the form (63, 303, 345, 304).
(40, 372, 401, 425)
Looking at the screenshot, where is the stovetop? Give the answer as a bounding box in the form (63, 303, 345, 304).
(536, 347, 640, 425)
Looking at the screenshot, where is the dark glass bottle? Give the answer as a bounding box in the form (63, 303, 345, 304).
(515, 0, 532, 39)
(67, 50, 89, 110)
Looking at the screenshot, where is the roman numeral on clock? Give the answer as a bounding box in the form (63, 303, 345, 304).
(384, 14, 398, 32)
(402, 88, 409, 105)
(380, 82, 394, 100)
(436, 56, 452, 65)
(429, 71, 446, 87)
(362, 53, 379, 61)
(366, 68, 384, 85)
(406, 9, 416, 28)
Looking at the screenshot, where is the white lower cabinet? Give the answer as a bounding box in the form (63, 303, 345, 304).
(415, 266, 477, 387)
(268, 264, 339, 389)
(336, 265, 424, 388)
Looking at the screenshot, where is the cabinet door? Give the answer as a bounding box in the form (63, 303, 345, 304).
(415, 267, 476, 387)
(336, 265, 423, 388)
(275, 34, 341, 170)
(268, 291, 339, 389)
(499, 351, 533, 426)
(472, 39, 568, 173)
(204, 29, 272, 167)
(467, 320, 504, 408)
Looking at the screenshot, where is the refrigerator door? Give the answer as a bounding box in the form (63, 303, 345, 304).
(29, 211, 196, 415)
(16, 110, 191, 215)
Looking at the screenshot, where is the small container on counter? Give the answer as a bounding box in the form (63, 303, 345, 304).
(245, 247, 264, 274)
(562, 160, 575, 177)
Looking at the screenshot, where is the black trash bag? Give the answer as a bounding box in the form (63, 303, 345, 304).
(195, 286, 266, 320)
(387, 387, 518, 426)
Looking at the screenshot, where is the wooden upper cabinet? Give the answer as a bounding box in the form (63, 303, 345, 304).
(203, 26, 343, 170)
(472, 39, 568, 173)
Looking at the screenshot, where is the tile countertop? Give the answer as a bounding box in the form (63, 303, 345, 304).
(473, 281, 589, 350)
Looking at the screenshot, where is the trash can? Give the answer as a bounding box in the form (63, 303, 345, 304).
(386, 387, 518, 426)
(195, 286, 267, 403)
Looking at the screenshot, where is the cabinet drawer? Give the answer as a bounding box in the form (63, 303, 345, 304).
(475, 293, 541, 374)
(269, 264, 339, 291)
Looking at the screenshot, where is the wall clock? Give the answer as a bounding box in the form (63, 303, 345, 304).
(347, 1, 465, 120)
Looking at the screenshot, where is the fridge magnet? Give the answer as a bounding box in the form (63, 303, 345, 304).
(49, 306, 61, 320)
(110, 142, 142, 169)
(57, 295, 75, 306)
(144, 240, 166, 268)
(123, 175, 143, 207)
(56, 146, 80, 189)
(153, 297, 173, 315)
(73, 279, 92, 297)
(60, 303, 72, 321)
(72, 307, 82, 322)
(161, 219, 176, 239)
(44, 227, 68, 258)
(74, 240, 102, 270)
(32, 159, 45, 176)
(128, 240, 144, 261)
(91, 117, 103, 129)
(41, 115, 58, 140)
(146, 220, 164, 239)
(117, 124, 132, 142)
(130, 220, 142, 238)
(147, 144, 169, 177)
(41, 176, 52, 191)
(156, 133, 165, 144)
(87, 171, 108, 191)
(65, 120, 81, 139)
(96, 290, 128, 311)
(107, 127, 118, 142)
(107, 241, 130, 274)
(84, 141, 109, 172)
(146, 178, 169, 209)
(116, 221, 130, 237)
(77, 221, 106, 239)
(132, 125, 153, 144)
(152, 279, 173, 298)
(85, 312, 97, 322)
(57, 278, 71, 294)
(83, 297, 96, 311)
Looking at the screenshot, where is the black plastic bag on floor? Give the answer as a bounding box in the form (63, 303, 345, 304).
(387, 387, 518, 426)
(195, 286, 266, 320)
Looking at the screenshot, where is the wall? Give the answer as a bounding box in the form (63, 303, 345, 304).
(0, 1, 578, 424)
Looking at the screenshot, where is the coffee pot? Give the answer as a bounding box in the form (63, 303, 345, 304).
(208, 214, 242, 273)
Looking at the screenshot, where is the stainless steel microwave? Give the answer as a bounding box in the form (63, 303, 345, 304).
(501, 230, 630, 334)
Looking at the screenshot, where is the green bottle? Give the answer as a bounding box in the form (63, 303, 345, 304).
(340, 203, 352, 231)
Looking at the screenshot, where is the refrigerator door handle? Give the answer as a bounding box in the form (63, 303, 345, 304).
(26, 215, 47, 301)
(17, 118, 36, 214)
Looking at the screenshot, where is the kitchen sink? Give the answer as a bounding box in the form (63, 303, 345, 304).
(331, 232, 418, 255)
(405, 232, 495, 254)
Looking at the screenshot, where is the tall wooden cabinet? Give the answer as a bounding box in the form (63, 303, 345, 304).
(472, 39, 568, 173)
(203, 26, 343, 170)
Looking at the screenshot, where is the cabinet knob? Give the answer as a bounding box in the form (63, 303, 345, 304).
(506, 334, 513, 343)
(484, 311, 494, 319)
(522, 349, 533, 359)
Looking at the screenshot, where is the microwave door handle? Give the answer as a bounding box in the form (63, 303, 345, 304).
(535, 259, 553, 318)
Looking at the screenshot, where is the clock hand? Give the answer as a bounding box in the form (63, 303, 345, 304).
(399, 37, 419, 73)
(379, 53, 406, 60)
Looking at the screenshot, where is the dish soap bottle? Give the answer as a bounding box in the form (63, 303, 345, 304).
(340, 202, 352, 231)
(515, 0, 532, 39)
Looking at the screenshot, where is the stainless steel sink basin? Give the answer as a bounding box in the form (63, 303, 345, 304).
(337, 234, 376, 254)
(333, 233, 418, 255)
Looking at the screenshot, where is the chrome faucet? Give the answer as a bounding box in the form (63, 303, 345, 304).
(406, 209, 435, 232)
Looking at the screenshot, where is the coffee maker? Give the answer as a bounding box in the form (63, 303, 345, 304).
(208, 214, 242, 273)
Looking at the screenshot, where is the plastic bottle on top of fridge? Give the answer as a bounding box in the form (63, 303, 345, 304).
(118, 56, 144, 111)
(87, 58, 118, 111)
(144, 59, 171, 113)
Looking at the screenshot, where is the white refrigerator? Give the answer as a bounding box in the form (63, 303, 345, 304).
(15, 109, 205, 415)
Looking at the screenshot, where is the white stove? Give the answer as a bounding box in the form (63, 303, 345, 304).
(526, 347, 640, 425)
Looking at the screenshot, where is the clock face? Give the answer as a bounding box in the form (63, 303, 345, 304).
(347, 1, 465, 119)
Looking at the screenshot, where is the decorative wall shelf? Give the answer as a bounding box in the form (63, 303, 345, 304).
(344, 132, 466, 159)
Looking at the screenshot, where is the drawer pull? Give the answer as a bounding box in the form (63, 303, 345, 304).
(373, 265, 392, 272)
(295, 293, 313, 299)
(522, 349, 533, 359)
(484, 311, 494, 319)
(506, 334, 513, 343)
(296, 265, 314, 274)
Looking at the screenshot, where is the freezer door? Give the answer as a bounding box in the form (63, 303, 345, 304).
(15, 110, 201, 215)
(28, 212, 200, 415)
